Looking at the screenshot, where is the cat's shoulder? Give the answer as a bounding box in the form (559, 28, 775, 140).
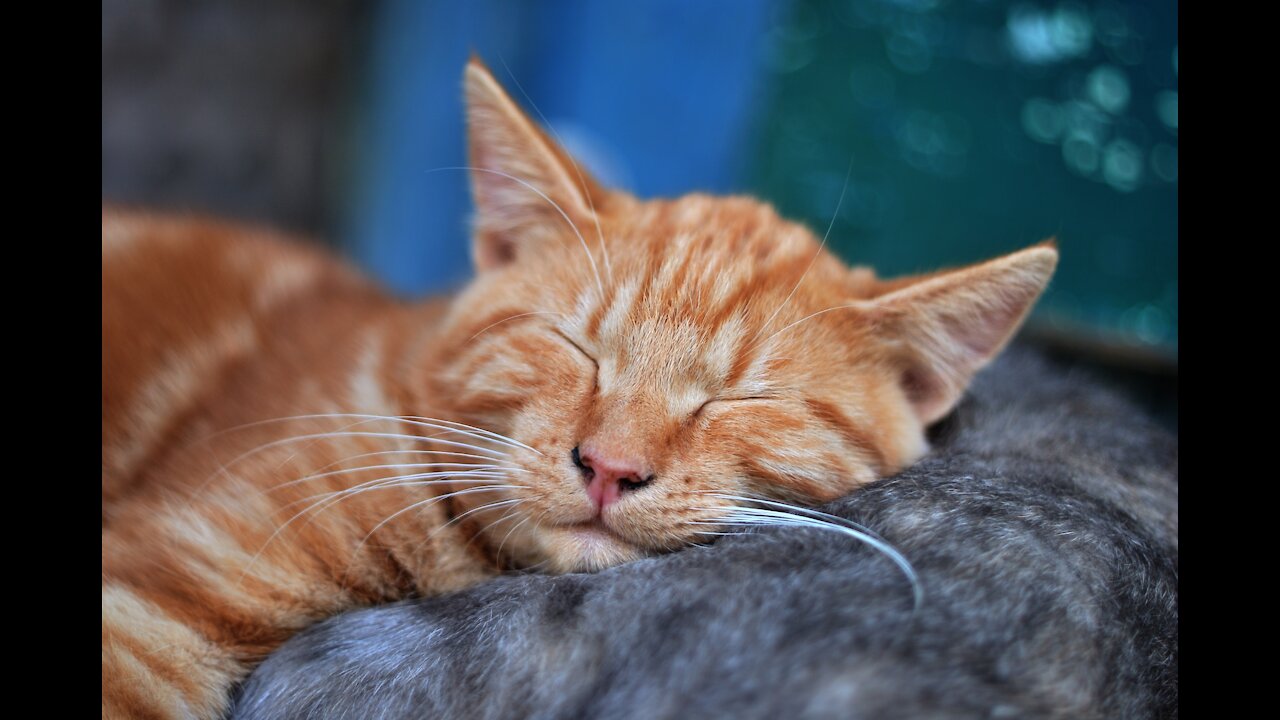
(101, 206, 379, 507)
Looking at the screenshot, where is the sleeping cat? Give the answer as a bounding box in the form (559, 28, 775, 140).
(101, 58, 1056, 719)
(232, 344, 1178, 719)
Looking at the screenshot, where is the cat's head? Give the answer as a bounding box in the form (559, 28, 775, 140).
(412, 59, 1056, 573)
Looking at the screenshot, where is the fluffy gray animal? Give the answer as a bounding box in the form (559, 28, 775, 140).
(232, 346, 1178, 719)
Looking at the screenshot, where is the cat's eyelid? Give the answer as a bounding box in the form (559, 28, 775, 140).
(551, 327, 597, 365)
(695, 395, 778, 417)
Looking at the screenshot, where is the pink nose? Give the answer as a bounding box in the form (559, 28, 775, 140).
(573, 446, 654, 512)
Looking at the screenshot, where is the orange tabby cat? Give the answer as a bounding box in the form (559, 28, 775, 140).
(101, 58, 1057, 718)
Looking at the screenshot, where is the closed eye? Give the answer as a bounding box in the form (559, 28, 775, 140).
(551, 328, 597, 368)
(694, 396, 776, 418)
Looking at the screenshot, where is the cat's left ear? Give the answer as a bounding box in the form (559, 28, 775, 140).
(866, 242, 1058, 424)
(463, 57, 608, 272)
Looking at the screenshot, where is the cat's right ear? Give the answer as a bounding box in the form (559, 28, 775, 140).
(463, 57, 606, 272)
(864, 242, 1058, 425)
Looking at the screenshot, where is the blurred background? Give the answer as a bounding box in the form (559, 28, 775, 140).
(102, 0, 1177, 426)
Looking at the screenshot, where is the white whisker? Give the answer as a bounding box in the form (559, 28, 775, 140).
(495, 513, 534, 560)
(247, 413, 529, 456)
(472, 506, 526, 545)
(496, 55, 612, 281)
(209, 412, 532, 456)
(239, 480, 516, 585)
(467, 311, 566, 343)
(751, 157, 854, 349)
(692, 497, 921, 610)
(207, 430, 513, 503)
(272, 463, 524, 495)
(291, 479, 520, 523)
(435, 497, 525, 535)
(400, 414, 542, 456)
(519, 559, 551, 574)
(314, 449, 513, 472)
(342, 492, 526, 586)
(234, 431, 511, 463)
(709, 493, 887, 543)
(758, 303, 867, 348)
(687, 528, 753, 537)
(279, 473, 518, 528)
(198, 415, 391, 498)
(357, 486, 519, 546)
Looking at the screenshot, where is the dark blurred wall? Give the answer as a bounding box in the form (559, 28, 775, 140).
(101, 0, 369, 244)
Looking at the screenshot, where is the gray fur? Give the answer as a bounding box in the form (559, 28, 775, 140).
(231, 346, 1178, 719)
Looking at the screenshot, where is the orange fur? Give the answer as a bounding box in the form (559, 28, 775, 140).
(101, 59, 1057, 718)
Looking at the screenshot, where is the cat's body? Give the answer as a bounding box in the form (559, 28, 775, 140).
(103, 59, 1062, 718)
(102, 210, 496, 717)
(233, 346, 1178, 719)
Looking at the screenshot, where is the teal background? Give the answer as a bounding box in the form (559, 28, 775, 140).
(745, 0, 1177, 361)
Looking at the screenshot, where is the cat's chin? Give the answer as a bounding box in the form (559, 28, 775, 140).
(540, 522, 646, 574)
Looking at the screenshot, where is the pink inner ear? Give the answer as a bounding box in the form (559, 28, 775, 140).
(901, 363, 950, 424)
(474, 230, 517, 272)
(949, 293, 1026, 364)
(906, 293, 1038, 423)
(878, 246, 1058, 425)
(465, 61, 606, 277)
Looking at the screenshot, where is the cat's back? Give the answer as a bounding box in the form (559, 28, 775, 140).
(101, 207, 382, 514)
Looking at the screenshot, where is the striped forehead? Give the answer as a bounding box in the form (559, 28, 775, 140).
(566, 257, 775, 402)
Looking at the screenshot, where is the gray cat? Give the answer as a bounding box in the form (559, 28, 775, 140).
(231, 345, 1178, 719)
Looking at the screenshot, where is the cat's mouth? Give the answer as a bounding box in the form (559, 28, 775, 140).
(544, 518, 645, 572)
(560, 519, 622, 543)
